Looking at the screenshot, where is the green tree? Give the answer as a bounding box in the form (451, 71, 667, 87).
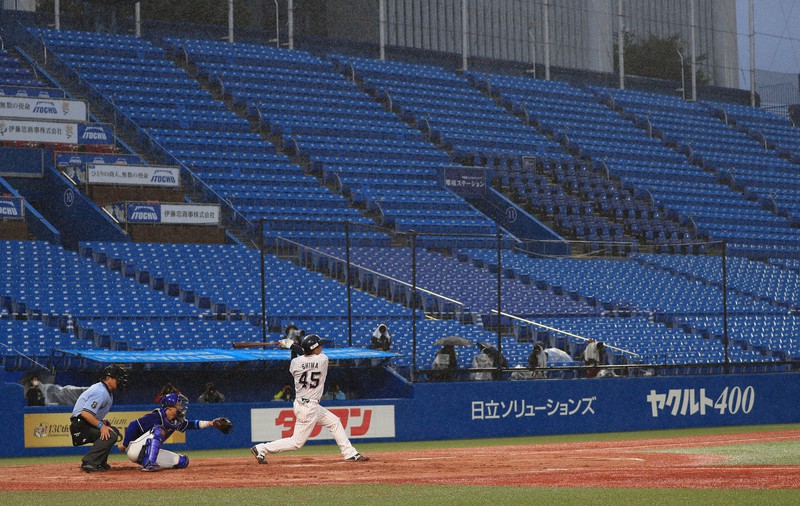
(614, 32, 710, 85)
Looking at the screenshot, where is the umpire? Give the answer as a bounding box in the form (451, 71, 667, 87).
(70, 365, 128, 472)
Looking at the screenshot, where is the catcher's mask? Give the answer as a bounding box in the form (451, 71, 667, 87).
(161, 393, 189, 418)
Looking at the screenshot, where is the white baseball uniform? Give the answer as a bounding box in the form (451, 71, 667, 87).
(253, 351, 360, 460)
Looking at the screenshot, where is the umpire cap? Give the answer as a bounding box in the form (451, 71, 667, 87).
(101, 364, 128, 392)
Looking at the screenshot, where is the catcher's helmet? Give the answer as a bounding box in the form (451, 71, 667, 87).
(300, 334, 323, 355)
(101, 364, 128, 392)
(161, 393, 189, 417)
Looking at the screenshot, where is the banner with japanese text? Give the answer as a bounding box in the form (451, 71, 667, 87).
(86, 164, 180, 188)
(250, 405, 396, 442)
(442, 166, 487, 195)
(0, 95, 87, 122)
(411, 373, 800, 439)
(0, 120, 113, 146)
(160, 203, 220, 225)
(0, 118, 76, 144)
(108, 202, 220, 225)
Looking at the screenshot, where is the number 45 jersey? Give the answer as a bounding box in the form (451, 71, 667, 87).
(289, 352, 329, 402)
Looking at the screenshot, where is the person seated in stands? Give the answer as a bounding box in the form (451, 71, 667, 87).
(527, 343, 548, 379)
(197, 382, 225, 403)
(154, 380, 181, 404)
(470, 345, 494, 380)
(370, 323, 392, 351)
(476, 342, 508, 380)
(25, 374, 45, 406)
(430, 345, 458, 381)
(273, 383, 294, 402)
(583, 340, 605, 378)
(323, 384, 347, 401)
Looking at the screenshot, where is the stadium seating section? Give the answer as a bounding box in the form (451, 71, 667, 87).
(1, 25, 799, 378)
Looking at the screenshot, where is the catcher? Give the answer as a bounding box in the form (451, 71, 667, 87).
(117, 392, 232, 472)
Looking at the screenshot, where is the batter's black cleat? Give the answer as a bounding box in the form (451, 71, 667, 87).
(99, 463, 111, 471)
(81, 463, 102, 473)
(251, 445, 267, 464)
(345, 453, 369, 461)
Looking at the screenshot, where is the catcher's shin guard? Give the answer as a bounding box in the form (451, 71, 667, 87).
(175, 454, 189, 469)
(141, 431, 164, 468)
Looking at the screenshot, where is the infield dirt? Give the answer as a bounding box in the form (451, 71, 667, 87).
(3, 429, 798, 490)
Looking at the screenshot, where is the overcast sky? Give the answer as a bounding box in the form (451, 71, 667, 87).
(737, 0, 800, 81)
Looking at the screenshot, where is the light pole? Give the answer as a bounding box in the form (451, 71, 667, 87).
(677, 49, 685, 100)
(272, 0, 280, 47)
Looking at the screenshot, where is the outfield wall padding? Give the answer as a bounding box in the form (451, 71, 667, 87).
(4, 373, 799, 458)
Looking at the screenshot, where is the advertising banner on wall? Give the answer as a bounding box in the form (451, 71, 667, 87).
(107, 202, 221, 225)
(412, 373, 800, 440)
(0, 95, 88, 122)
(77, 124, 114, 146)
(160, 203, 220, 225)
(251, 405, 396, 442)
(0, 118, 76, 144)
(442, 166, 487, 195)
(0, 120, 114, 146)
(0, 196, 25, 219)
(85, 164, 180, 188)
(23, 411, 185, 448)
(56, 152, 143, 171)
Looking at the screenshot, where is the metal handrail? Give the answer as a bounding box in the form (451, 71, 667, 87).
(490, 309, 640, 358)
(276, 236, 465, 309)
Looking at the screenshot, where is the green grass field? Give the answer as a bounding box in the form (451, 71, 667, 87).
(2, 424, 797, 506)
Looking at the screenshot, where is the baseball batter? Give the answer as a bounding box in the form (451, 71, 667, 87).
(118, 393, 233, 472)
(251, 334, 369, 463)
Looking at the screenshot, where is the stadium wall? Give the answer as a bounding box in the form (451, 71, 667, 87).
(4, 372, 798, 458)
(9, 165, 129, 249)
(466, 188, 570, 256)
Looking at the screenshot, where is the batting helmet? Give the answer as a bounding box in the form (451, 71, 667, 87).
(300, 334, 323, 355)
(101, 364, 128, 392)
(161, 393, 189, 417)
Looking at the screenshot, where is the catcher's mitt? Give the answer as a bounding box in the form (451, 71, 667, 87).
(212, 417, 233, 434)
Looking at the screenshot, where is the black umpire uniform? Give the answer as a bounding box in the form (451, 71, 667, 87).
(70, 365, 127, 472)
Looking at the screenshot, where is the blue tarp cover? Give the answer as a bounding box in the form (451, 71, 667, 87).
(56, 347, 394, 364)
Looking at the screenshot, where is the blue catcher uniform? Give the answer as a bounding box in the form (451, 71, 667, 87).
(121, 393, 211, 472)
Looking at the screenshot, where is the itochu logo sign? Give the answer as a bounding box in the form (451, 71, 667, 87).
(0, 199, 23, 217)
(127, 204, 161, 223)
(78, 124, 114, 145)
(32, 101, 58, 116)
(150, 169, 177, 185)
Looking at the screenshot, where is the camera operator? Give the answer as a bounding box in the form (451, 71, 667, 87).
(370, 323, 392, 351)
(197, 382, 225, 403)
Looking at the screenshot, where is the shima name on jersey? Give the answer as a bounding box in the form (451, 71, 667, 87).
(127, 203, 161, 223)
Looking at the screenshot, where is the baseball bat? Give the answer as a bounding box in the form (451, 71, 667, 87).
(232, 341, 280, 349)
